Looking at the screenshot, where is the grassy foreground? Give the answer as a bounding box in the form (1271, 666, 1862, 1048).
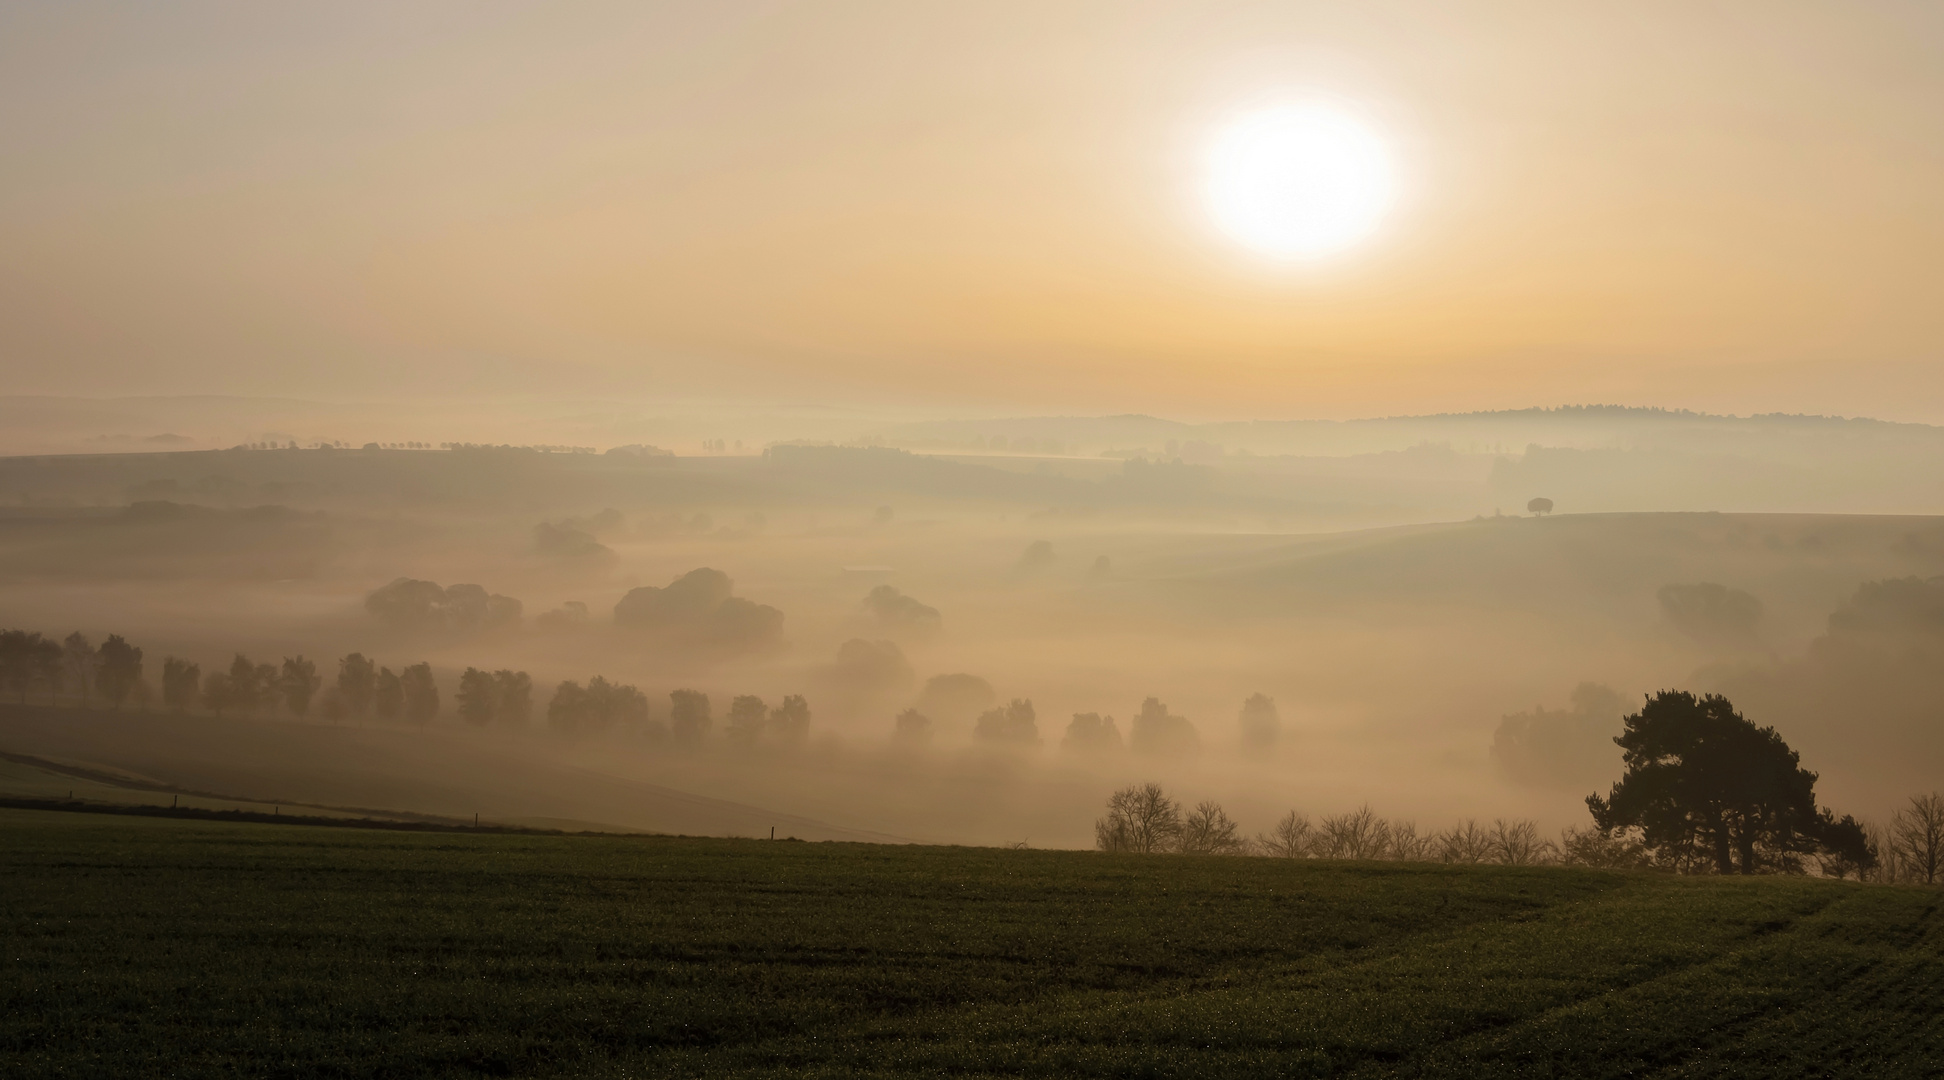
(2, 809, 1940, 1078)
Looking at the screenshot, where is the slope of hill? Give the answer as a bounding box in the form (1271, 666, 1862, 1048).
(0, 705, 908, 843)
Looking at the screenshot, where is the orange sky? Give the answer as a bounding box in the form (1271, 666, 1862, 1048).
(3, 2, 1943, 419)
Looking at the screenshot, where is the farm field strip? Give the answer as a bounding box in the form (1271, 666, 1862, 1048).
(3, 809, 1940, 1078)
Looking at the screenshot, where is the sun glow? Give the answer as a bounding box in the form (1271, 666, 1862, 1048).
(1204, 102, 1396, 260)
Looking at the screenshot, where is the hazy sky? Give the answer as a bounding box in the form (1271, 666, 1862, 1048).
(3, 2, 1943, 419)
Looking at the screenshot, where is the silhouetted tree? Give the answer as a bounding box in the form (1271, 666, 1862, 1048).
(30, 634, 63, 704)
(1061, 712, 1123, 754)
(400, 663, 439, 724)
(1557, 825, 1651, 869)
(547, 680, 589, 734)
(726, 694, 768, 746)
(221, 654, 260, 715)
(0, 631, 62, 704)
(769, 695, 810, 745)
(63, 632, 97, 706)
(1317, 806, 1390, 860)
(279, 656, 320, 717)
(1492, 683, 1627, 789)
(494, 670, 532, 726)
(1588, 690, 1860, 874)
(1388, 821, 1436, 861)
(1438, 819, 1494, 864)
(200, 671, 233, 717)
(1488, 819, 1553, 866)
(95, 635, 143, 709)
(670, 689, 711, 745)
(373, 666, 404, 722)
(911, 673, 988, 719)
(975, 698, 1039, 746)
(615, 569, 784, 649)
(1177, 801, 1245, 855)
(1257, 811, 1313, 858)
(1129, 697, 1199, 757)
(892, 707, 930, 746)
(161, 658, 200, 713)
(1817, 812, 1876, 880)
(337, 653, 376, 717)
(1238, 693, 1279, 749)
(830, 639, 914, 696)
(1657, 583, 1763, 648)
(457, 668, 498, 726)
(861, 585, 941, 637)
(1891, 793, 1944, 885)
(1527, 497, 1553, 515)
(1096, 783, 1180, 853)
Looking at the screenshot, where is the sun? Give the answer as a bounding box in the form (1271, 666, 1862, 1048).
(1204, 102, 1396, 260)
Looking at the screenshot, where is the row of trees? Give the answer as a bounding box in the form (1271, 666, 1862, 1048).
(1098, 692, 1932, 881)
(893, 693, 1282, 754)
(0, 631, 145, 708)
(1094, 784, 1567, 864)
(3, 630, 822, 749)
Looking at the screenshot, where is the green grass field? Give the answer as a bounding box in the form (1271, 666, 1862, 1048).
(2, 808, 1940, 1078)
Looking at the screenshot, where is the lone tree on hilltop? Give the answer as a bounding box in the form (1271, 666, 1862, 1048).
(1588, 690, 1872, 875)
(1528, 497, 1554, 516)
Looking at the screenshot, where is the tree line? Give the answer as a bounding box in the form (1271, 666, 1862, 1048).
(1099, 691, 1937, 882)
(0, 627, 819, 748)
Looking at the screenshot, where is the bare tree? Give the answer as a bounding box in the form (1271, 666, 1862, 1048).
(1438, 819, 1494, 864)
(1558, 825, 1651, 869)
(1317, 806, 1390, 860)
(1177, 801, 1245, 855)
(1096, 783, 1181, 854)
(1489, 818, 1554, 865)
(1891, 793, 1944, 885)
(1388, 821, 1436, 862)
(1257, 811, 1313, 858)
(1861, 819, 1902, 883)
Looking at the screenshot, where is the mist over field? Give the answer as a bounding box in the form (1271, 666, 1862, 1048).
(6, 399, 1944, 848)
